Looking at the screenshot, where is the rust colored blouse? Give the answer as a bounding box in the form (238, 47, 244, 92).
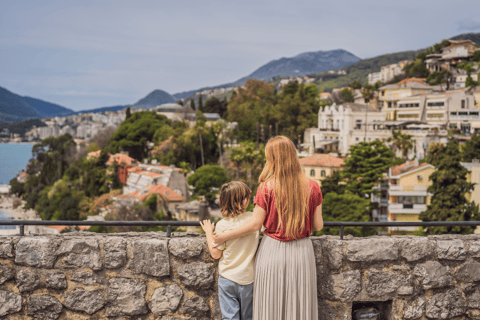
(254, 179, 323, 241)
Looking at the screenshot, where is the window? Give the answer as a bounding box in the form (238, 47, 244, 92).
(388, 102, 392, 108)
(461, 100, 466, 109)
(427, 102, 444, 107)
(356, 137, 359, 141)
(310, 169, 315, 177)
(451, 112, 457, 116)
(321, 170, 326, 177)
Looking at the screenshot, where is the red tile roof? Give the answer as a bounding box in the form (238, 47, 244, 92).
(391, 161, 431, 176)
(298, 154, 344, 168)
(87, 150, 101, 158)
(107, 153, 136, 166)
(137, 184, 184, 202)
(144, 172, 163, 178)
(398, 78, 426, 85)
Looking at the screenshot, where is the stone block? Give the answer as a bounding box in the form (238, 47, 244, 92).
(106, 277, 147, 316)
(57, 238, 102, 270)
(400, 238, 435, 262)
(412, 261, 454, 290)
(468, 287, 480, 309)
(15, 237, 59, 268)
(168, 238, 203, 259)
(42, 270, 67, 290)
(425, 289, 467, 319)
(64, 289, 105, 315)
(0, 290, 22, 317)
(456, 261, 480, 283)
(149, 284, 183, 315)
(177, 262, 214, 289)
(27, 294, 63, 320)
(16, 268, 40, 292)
(181, 295, 210, 318)
(318, 270, 361, 302)
(468, 240, 480, 258)
(403, 297, 425, 320)
(325, 240, 343, 269)
(365, 270, 408, 297)
(132, 239, 170, 277)
(104, 237, 127, 269)
(0, 264, 14, 284)
(71, 271, 102, 284)
(311, 239, 323, 265)
(0, 239, 14, 258)
(436, 239, 467, 260)
(346, 238, 398, 262)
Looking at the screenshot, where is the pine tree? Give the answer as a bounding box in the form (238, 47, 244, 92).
(190, 99, 195, 110)
(463, 133, 480, 162)
(419, 140, 480, 234)
(198, 95, 204, 112)
(125, 106, 131, 119)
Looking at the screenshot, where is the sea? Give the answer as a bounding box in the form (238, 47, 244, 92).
(0, 143, 34, 228)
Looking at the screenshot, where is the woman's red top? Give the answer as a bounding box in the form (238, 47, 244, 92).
(254, 179, 323, 242)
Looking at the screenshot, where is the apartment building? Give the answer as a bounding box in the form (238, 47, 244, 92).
(426, 40, 478, 73)
(367, 60, 412, 85)
(299, 154, 344, 185)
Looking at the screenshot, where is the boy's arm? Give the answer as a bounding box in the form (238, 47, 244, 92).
(200, 220, 223, 260)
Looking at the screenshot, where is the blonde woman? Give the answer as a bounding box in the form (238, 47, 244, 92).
(213, 136, 324, 320)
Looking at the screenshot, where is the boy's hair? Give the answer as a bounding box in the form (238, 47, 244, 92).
(220, 181, 252, 217)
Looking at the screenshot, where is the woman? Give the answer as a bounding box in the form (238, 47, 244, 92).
(213, 136, 324, 320)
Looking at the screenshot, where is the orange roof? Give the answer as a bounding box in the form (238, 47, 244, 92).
(87, 150, 101, 158)
(391, 161, 431, 176)
(144, 172, 163, 178)
(137, 184, 184, 202)
(127, 167, 143, 173)
(320, 92, 331, 96)
(18, 172, 28, 178)
(299, 154, 344, 168)
(107, 153, 136, 166)
(398, 78, 426, 85)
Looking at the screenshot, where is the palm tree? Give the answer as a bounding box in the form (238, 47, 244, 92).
(388, 129, 413, 160)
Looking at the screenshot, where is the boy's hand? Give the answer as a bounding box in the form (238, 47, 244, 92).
(200, 220, 215, 234)
(212, 231, 227, 247)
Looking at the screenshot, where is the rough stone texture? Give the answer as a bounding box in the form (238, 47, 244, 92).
(71, 271, 102, 284)
(0, 264, 13, 284)
(425, 289, 467, 319)
(149, 284, 183, 315)
(436, 239, 467, 260)
(346, 238, 399, 262)
(178, 262, 215, 288)
(168, 238, 203, 259)
(400, 238, 435, 262)
(64, 289, 105, 314)
(468, 287, 480, 309)
(27, 295, 63, 320)
(403, 297, 425, 320)
(468, 240, 480, 258)
(181, 295, 210, 318)
(318, 270, 361, 302)
(57, 238, 102, 270)
(106, 277, 148, 316)
(397, 286, 414, 295)
(42, 270, 67, 289)
(104, 237, 127, 269)
(456, 261, 480, 283)
(318, 301, 340, 320)
(0, 290, 22, 317)
(365, 270, 409, 297)
(311, 239, 323, 265)
(16, 268, 41, 292)
(325, 240, 343, 269)
(15, 237, 59, 268)
(0, 239, 14, 258)
(412, 261, 454, 289)
(132, 239, 170, 277)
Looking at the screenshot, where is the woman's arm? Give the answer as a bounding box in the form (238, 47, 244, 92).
(213, 205, 266, 247)
(312, 204, 323, 231)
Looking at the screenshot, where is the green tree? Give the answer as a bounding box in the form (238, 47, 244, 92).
(343, 141, 400, 198)
(473, 50, 480, 62)
(144, 194, 158, 212)
(419, 140, 480, 234)
(340, 88, 354, 102)
(176, 100, 184, 106)
(320, 170, 346, 196)
(389, 129, 414, 160)
(349, 80, 362, 89)
(190, 99, 195, 110)
(374, 80, 383, 90)
(361, 84, 375, 102)
(404, 58, 430, 78)
(198, 95, 204, 113)
(204, 96, 228, 118)
(315, 192, 374, 237)
(426, 71, 446, 85)
(466, 76, 478, 87)
(187, 165, 228, 203)
(107, 111, 171, 161)
(228, 141, 265, 188)
(81, 150, 110, 198)
(125, 106, 131, 119)
(462, 133, 480, 162)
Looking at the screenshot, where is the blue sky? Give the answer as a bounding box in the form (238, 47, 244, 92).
(0, 0, 479, 111)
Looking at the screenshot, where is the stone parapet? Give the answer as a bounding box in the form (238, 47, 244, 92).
(1, 232, 480, 319)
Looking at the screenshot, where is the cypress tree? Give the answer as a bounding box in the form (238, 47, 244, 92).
(126, 106, 131, 119)
(198, 95, 204, 112)
(419, 140, 480, 234)
(190, 99, 195, 110)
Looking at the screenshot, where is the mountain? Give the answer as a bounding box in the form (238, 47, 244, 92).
(173, 49, 361, 100)
(75, 105, 128, 115)
(0, 87, 45, 122)
(131, 89, 175, 110)
(22, 96, 74, 118)
(450, 32, 480, 45)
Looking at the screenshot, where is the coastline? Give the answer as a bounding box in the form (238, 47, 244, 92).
(0, 195, 40, 220)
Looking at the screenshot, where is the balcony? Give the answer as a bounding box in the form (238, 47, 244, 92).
(380, 198, 389, 207)
(389, 203, 427, 214)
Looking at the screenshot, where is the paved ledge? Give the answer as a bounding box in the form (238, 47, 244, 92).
(1, 233, 480, 319)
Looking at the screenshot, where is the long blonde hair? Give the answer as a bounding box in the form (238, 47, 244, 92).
(258, 136, 310, 239)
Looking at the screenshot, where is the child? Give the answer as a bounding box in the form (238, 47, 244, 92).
(200, 181, 259, 320)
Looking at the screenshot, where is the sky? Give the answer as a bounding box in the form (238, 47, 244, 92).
(0, 0, 479, 111)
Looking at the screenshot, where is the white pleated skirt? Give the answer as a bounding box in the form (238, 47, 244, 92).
(253, 235, 318, 320)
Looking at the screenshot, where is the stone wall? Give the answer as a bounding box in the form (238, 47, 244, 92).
(1, 233, 480, 319)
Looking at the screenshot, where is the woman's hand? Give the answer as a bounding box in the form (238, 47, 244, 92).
(200, 220, 215, 234)
(212, 231, 228, 248)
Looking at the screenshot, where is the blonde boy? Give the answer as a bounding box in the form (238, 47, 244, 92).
(200, 181, 259, 320)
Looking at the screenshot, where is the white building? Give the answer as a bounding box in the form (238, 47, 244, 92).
(367, 60, 412, 85)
